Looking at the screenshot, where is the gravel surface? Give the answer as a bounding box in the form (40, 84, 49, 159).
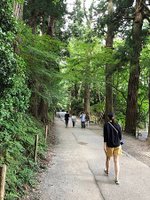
(21, 122, 150, 200)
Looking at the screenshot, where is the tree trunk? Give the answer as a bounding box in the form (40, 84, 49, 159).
(125, 0, 144, 135)
(29, 81, 39, 118)
(38, 98, 49, 124)
(37, 16, 55, 121)
(105, 0, 114, 119)
(84, 84, 90, 114)
(13, 1, 23, 53)
(30, 92, 39, 118)
(74, 84, 79, 99)
(0, 165, 7, 200)
(71, 84, 79, 99)
(29, 10, 37, 33)
(148, 71, 150, 137)
(47, 16, 55, 36)
(13, 1, 23, 19)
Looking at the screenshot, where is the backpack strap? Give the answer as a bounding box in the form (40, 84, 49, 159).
(108, 122, 118, 134)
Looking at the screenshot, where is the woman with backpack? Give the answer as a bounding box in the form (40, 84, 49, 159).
(103, 112, 122, 185)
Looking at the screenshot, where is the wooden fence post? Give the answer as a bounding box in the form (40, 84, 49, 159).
(48, 124, 51, 135)
(45, 125, 48, 141)
(0, 165, 7, 200)
(34, 135, 39, 162)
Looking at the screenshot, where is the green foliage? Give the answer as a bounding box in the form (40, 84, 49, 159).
(0, 0, 16, 33)
(65, 37, 116, 83)
(63, 36, 119, 112)
(71, 98, 83, 114)
(19, 24, 64, 112)
(0, 55, 46, 199)
(140, 36, 150, 71)
(0, 0, 149, 198)
(0, 2, 47, 199)
(0, 0, 17, 94)
(0, 111, 46, 199)
(91, 102, 105, 114)
(24, 0, 66, 18)
(66, 0, 84, 38)
(137, 37, 150, 127)
(23, 0, 66, 36)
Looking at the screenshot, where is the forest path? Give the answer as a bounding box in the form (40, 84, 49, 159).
(27, 118, 150, 200)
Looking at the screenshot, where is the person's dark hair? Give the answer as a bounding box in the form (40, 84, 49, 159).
(108, 112, 115, 123)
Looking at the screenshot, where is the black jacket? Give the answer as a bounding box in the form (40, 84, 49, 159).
(64, 113, 69, 121)
(104, 122, 122, 147)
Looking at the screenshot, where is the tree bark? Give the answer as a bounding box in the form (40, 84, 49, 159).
(28, 9, 37, 33)
(38, 98, 49, 124)
(13, 1, 23, 20)
(47, 16, 55, 37)
(84, 84, 90, 114)
(105, 0, 114, 119)
(148, 71, 150, 137)
(30, 92, 39, 118)
(0, 165, 7, 200)
(71, 84, 79, 99)
(29, 80, 39, 118)
(74, 84, 79, 99)
(125, 0, 144, 135)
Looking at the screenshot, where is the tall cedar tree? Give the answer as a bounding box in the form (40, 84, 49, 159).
(96, 0, 134, 120)
(23, 0, 66, 35)
(23, 0, 66, 122)
(125, 0, 148, 135)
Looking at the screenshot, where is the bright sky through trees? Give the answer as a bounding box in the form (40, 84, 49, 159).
(66, 0, 94, 11)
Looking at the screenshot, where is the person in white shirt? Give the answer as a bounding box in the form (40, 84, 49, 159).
(80, 112, 86, 128)
(71, 114, 77, 127)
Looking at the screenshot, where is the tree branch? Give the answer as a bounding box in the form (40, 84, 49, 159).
(83, 0, 90, 25)
(142, 2, 150, 13)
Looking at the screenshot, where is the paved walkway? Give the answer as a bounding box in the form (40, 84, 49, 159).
(39, 118, 150, 200)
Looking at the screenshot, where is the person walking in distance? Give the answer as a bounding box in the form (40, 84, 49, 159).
(103, 112, 122, 185)
(71, 113, 76, 127)
(64, 111, 70, 128)
(80, 112, 86, 128)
